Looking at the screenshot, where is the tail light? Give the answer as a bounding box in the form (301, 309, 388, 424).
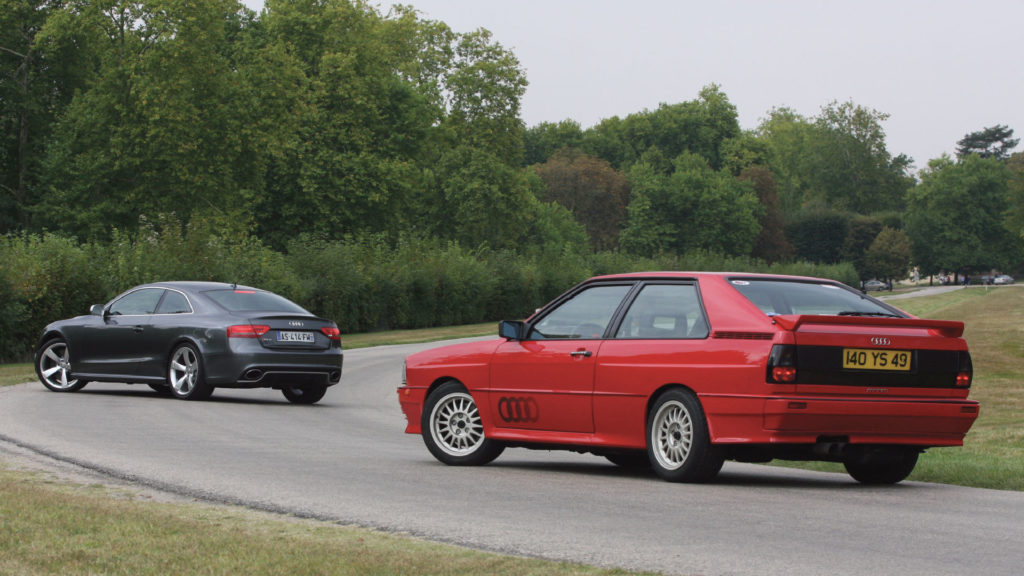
(320, 327, 341, 341)
(955, 351, 973, 388)
(227, 325, 269, 338)
(767, 344, 798, 383)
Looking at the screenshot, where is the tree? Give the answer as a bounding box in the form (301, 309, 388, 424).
(785, 208, 850, 264)
(842, 215, 884, 279)
(905, 155, 1018, 275)
(956, 125, 1019, 161)
(524, 120, 583, 166)
(533, 148, 630, 251)
(864, 227, 911, 282)
(619, 153, 761, 257)
(757, 102, 913, 214)
(738, 165, 791, 263)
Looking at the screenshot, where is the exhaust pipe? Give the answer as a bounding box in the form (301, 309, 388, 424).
(244, 369, 263, 381)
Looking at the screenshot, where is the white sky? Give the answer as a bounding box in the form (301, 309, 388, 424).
(242, 0, 1024, 171)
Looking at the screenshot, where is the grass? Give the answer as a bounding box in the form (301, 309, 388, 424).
(0, 466, 647, 576)
(0, 363, 33, 387)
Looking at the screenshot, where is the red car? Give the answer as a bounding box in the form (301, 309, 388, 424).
(397, 273, 978, 484)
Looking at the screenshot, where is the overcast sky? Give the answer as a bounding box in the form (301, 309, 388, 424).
(243, 0, 1023, 171)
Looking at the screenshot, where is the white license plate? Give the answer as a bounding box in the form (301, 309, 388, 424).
(278, 331, 314, 343)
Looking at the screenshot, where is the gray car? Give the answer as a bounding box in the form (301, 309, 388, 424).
(34, 281, 343, 403)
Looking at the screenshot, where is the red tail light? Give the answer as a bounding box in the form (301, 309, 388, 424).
(767, 344, 798, 383)
(320, 327, 341, 341)
(772, 366, 797, 383)
(955, 372, 972, 388)
(227, 325, 269, 338)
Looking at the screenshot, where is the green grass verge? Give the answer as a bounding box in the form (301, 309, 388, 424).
(0, 465, 647, 576)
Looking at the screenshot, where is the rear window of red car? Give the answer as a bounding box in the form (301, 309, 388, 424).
(204, 289, 309, 314)
(728, 279, 905, 317)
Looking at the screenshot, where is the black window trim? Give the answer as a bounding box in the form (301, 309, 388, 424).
(607, 279, 710, 340)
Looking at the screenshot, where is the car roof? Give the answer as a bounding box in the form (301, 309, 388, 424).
(134, 281, 260, 293)
(587, 271, 833, 283)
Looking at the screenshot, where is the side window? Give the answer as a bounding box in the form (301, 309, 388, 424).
(615, 284, 708, 339)
(529, 285, 631, 340)
(108, 289, 163, 316)
(155, 290, 192, 314)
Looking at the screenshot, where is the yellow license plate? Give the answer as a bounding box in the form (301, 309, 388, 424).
(842, 348, 911, 371)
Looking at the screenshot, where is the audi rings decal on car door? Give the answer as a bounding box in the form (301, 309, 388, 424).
(498, 397, 539, 423)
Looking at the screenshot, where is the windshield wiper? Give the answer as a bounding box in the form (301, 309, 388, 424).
(837, 311, 901, 318)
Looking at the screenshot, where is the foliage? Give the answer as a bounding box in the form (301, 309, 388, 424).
(784, 208, 850, 264)
(863, 227, 911, 281)
(956, 125, 1019, 161)
(533, 148, 631, 251)
(906, 155, 1020, 275)
(619, 154, 761, 257)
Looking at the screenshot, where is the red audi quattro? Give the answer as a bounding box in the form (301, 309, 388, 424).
(397, 272, 978, 484)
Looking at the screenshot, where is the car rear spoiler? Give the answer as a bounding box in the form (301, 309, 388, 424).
(771, 315, 965, 338)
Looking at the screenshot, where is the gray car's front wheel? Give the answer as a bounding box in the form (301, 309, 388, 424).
(168, 344, 213, 400)
(36, 338, 88, 392)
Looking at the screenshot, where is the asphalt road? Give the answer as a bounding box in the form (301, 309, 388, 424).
(3, 339, 1023, 576)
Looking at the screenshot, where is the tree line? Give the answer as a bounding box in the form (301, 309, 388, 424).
(2, 0, 1023, 352)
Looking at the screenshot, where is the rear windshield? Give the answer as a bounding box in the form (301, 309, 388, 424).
(204, 289, 310, 314)
(729, 279, 906, 318)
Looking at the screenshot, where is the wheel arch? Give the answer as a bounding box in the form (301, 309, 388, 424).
(645, 382, 719, 442)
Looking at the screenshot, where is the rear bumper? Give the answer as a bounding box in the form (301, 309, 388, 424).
(761, 397, 979, 446)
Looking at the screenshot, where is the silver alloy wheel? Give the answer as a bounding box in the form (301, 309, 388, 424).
(429, 391, 485, 457)
(38, 341, 78, 390)
(651, 400, 693, 471)
(169, 346, 199, 396)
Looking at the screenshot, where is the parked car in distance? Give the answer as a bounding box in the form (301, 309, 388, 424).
(35, 282, 343, 403)
(993, 274, 1014, 285)
(398, 272, 978, 484)
(863, 279, 887, 291)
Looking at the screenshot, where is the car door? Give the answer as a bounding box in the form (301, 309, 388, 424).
(489, 283, 633, 433)
(73, 288, 163, 377)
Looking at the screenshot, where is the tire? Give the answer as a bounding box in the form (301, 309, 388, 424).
(647, 389, 724, 483)
(282, 384, 327, 405)
(167, 344, 213, 400)
(421, 381, 504, 466)
(35, 338, 88, 392)
(844, 447, 919, 484)
(605, 451, 652, 469)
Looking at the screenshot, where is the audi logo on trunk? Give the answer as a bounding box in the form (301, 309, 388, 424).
(498, 397, 539, 423)
(288, 321, 304, 327)
(870, 337, 891, 346)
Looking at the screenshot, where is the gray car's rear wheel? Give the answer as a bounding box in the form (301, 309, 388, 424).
(282, 384, 327, 404)
(422, 381, 504, 466)
(168, 344, 213, 400)
(36, 338, 88, 392)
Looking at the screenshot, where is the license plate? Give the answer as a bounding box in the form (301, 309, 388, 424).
(277, 331, 314, 343)
(842, 348, 911, 371)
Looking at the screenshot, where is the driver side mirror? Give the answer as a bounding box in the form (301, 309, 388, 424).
(90, 304, 106, 316)
(498, 320, 525, 340)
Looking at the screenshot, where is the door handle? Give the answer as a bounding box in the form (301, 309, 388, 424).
(570, 350, 592, 358)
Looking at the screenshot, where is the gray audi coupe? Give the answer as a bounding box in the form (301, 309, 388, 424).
(34, 282, 343, 403)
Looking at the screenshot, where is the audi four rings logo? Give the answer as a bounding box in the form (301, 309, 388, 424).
(288, 321, 304, 327)
(870, 337, 891, 346)
(498, 397, 539, 423)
